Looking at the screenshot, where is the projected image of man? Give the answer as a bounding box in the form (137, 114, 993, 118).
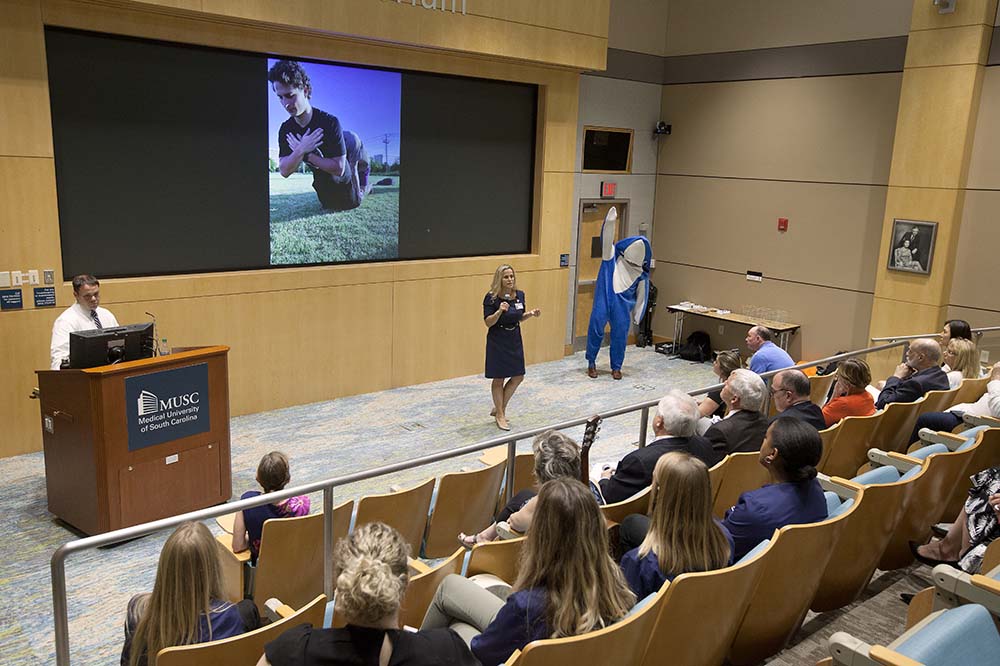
(268, 60, 371, 212)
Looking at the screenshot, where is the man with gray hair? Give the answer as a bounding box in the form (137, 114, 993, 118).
(875, 338, 950, 409)
(598, 389, 718, 504)
(769, 369, 826, 430)
(705, 369, 770, 454)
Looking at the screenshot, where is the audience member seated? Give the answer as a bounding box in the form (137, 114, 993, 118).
(746, 325, 794, 374)
(910, 466, 1000, 574)
(421, 478, 635, 666)
(943, 337, 980, 389)
(704, 369, 770, 455)
(460, 430, 580, 547)
(822, 358, 876, 427)
(940, 318, 974, 351)
(618, 452, 735, 589)
(769, 369, 827, 430)
(259, 522, 477, 666)
(874, 338, 949, 410)
(123, 522, 260, 666)
(698, 350, 742, 419)
(599, 390, 719, 504)
(721, 418, 828, 561)
(233, 451, 311, 565)
(911, 361, 1000, 445)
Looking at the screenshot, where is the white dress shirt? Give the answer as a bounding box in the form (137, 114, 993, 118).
(49, 303, 120, 369)
(951, 380, 1000, 419)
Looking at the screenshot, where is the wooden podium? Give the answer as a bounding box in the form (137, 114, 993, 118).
(36, 346, 232, 535)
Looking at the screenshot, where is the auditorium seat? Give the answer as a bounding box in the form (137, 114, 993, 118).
(600, 485, 651, 526)
(424, 461, 506, 558)
(819, 411, 882, 479)
(809, 372, 837, 407)
(727, 506, 853, 665)
(638, 539, 771, 666)
(828, 603, 1000, 666)
(953, 375, 991, 405)
(155, 594, 326, 666)
(496, 452, 536, 514)
(354, 478, 435, 557)
(916, 386, 963, 420)
(399, 547, 466, 628)
(816, 421, 841, 472)
(711, 452, 770, 519)
(870, 397, 926, 454)
(464, 535, 525, 583)
(932, 552, 1000, 618)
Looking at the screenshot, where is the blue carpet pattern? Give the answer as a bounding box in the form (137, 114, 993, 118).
(0, 348, 717, 666)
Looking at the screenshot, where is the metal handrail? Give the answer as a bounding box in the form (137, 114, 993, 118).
(871, 325, 1000, 343)
(49, 339, 908, 665)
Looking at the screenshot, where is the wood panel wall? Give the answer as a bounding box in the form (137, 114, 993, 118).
(0, 0, 601, 457)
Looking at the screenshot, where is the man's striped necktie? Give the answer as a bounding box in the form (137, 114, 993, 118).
(90, 310, 102, 329)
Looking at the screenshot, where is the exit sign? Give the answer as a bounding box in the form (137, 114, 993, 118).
(600, 181, 617, 198)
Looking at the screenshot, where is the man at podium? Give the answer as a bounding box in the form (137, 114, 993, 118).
(49, 274, 119, 370)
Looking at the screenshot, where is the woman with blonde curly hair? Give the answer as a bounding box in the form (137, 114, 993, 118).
(422, 478, 635, 666)
(259, 522, 476, 665)
(122, 522, 259, 666)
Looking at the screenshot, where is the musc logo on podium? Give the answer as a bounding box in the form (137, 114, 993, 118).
(125, 364, 210, 451)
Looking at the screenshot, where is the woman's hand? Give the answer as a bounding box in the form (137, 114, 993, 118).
(499, 301, 510, 312)
(528, 308, 541, 318)
(989, 493, 1000, 512)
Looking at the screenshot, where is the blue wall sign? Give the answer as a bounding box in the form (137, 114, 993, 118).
(125, 363, 210, 451)
(0, 289, 23, 311)
(34, 287, 56, 307)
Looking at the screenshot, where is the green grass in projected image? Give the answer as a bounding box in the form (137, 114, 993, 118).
(269, 172, 400, 265)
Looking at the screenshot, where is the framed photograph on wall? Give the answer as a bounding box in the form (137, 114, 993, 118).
(887, 218, 937, 275)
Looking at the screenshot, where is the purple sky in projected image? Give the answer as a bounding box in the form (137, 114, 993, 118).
(267, 58, 402, 162)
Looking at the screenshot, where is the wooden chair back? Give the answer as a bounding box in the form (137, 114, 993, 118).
(508, 570, 664, 666)
(819, 412, 881, 478)
(424, 461, 507, 558)
(810, 373, 837, 406)
(728, 510, 852, 666)
(953, 375, 990, 405)
(156, 594, 326, 666)
(708, 457, 726, 507)
(466, 535, 526, 583)
(812, 479, 909, 612)
(638, 541, 772, 666)
(601, 486, 652, 526)
(816, 422, 841, 472)
(399, 547, 466, 628)
(870, 397, 925, 453)
(879, 443, 979, 571)
(712, 452, 770, 519)
(497, 452, 537, 513)
(944, 427, 1000, 518)
(917, 386, 963, 418)
(355, 478, 435, 557)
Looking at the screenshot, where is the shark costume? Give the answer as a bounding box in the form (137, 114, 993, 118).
(585, 207, 651, 378)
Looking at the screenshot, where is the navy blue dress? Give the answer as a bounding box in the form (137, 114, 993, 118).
(484, 290, 526, 379)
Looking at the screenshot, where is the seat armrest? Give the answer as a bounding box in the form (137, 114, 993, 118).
(866, 449, 918, 472)
(870, 645, 923, 666)
(818, 474, 860, 499)
(964, 413, 1000, 428)
(264, 597, 295, 621)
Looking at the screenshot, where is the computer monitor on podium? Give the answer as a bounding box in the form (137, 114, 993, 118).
(68, 322, 156, 369)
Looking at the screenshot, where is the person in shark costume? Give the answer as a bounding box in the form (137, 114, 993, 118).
(586, 206, 651, 380)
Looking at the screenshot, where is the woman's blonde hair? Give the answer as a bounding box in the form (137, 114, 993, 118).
(532, 430, 581, 484)
(129, 522, 226, 666)
(514, 478, 635, 638)
(835, 358, 872, 394)
(333, 522, 409, 625)
(714, 350, 742, 379)
(948, 338, 979, 379)
(488, 264, 516, 300)
(638, 452, 730, 576)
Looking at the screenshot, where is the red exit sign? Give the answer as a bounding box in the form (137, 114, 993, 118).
(600, 181, 617, 198)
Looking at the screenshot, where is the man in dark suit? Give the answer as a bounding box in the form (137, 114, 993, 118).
(705, 369, 770, 455)
(769, 369, 827, 430)
(599, 389, 719, 504)
(876, 338, 949, 409)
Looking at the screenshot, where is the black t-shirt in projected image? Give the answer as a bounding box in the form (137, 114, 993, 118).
(277, 107, 359, 211)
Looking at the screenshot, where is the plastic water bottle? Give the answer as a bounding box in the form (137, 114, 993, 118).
(159, 338, 170, 356)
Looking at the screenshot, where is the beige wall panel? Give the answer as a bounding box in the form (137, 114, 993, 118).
(889, 65, 983, 189)
(910, 0, 999, 30)
(869, 296, 947, 340)
(966, 68, 1000, 190)
(873, 186, 964, 307)
(652, 175, 884, 293)
(540, 75, 580, 174)
(0, 157, 61, 273)
(950, 189, 1000, 310)
(538, 171, 574, 259)
(0, 0, 54, 158)
(0, 309, 60, 456)
(649, 262, 874, 363)
(664, 0, 912, 56)
(608, 0, 669, 56)
(658, 74, 902, 184)
(192, 0, 607, 70)
(390, 269, 564, 387)
(904, 24, 992, 68)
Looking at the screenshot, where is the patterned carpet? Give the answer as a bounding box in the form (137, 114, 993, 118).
(0, 347, 934, 665)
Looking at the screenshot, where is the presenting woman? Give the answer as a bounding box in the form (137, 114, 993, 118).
(484, 265, 540, 431)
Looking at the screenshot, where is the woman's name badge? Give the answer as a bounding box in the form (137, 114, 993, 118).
(515, 303, 524, 310)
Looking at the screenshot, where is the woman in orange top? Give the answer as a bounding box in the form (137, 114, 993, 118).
(822, 358, 877, 427)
